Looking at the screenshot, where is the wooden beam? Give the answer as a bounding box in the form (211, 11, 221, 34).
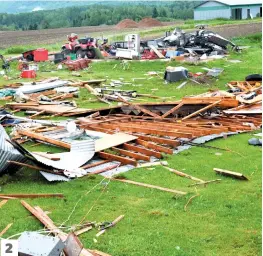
(0, 200, 8, 209)
(117, 97, 161, 118)
(182, 100, 222, 121)
(181, 97, 238, 108)
(137, 134, 180, 147)
(123, 143, 162, 159)
(75, 226, 92, 236)
(98, 123, 193, 138)
(21, 200, 68, 240)
(136, 139, 173, 155)
(213, 168, 248, 180)
(189, 179, 222, 186)
(163, 166, 204, 182)
(0, 223, 13, 237)
(112, 147, 150, 162)
(7, 160, 64, 175)
(98, 152, 137, 166)
(90, 163, 119, 175)
(82, 160, 110, 170)
(17, 130, 70, 149)
(161, 101, 184, 118)
(0, 193, 64, 199)
(112, 178, 187, 195)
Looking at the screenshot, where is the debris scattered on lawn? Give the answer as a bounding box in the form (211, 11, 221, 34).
(0, 200, 8, 209)
(213, 168, 249, 180)
(0, 223, 13, 237)
(248, 137, 262, 146)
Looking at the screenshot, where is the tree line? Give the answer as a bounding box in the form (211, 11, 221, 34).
(0, 2, 200, 31)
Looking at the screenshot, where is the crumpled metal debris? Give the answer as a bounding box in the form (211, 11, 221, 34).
(0, 124, 25, 175)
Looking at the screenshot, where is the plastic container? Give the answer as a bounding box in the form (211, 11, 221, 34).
(33, 48, 48, 62)
(69, 53, 77, 60)
(21, 70, 37, 78)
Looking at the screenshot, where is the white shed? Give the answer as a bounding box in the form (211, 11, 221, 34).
(194, 0, 262, 20)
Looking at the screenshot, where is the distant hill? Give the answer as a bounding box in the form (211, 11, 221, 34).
(0, 1, 97, 14)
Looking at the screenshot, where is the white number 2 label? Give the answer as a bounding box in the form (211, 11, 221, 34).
(0, 240, 18, 256)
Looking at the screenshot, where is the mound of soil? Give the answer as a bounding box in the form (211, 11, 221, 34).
(138, 17, 163, 28)
(116, 19, 138, 29)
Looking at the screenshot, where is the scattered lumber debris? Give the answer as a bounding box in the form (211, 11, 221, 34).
(21, 200, 110, 256)
(0, 223, 13, 237)
(0, 200, 8, 209)
(0, 193, 64, 199)
(75, 226, 93, 236)
(227, 81, 262, 93)
(213, 168, 249, 180)
(112, 178, 187, 195)
(189, 179, 222, 187)
(164, 166, 204, 182)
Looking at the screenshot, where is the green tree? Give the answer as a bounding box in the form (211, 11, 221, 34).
(152, 7, 158, 18)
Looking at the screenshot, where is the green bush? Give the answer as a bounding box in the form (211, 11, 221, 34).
(5, 46, 28, 54)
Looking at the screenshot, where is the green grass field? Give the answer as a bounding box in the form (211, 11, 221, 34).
(0, 33, 262, 256)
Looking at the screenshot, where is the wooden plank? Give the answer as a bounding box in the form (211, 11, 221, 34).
(213, 168, 248, 180)
(0, 223, 13, 237)
(7, 160, 64, 175)
(75, 226, 92, 236)
(0, 200, 8, 209)
(0, 193, 64, 199)
(123, 143, 162, 159)
(149, 45, 165, 59)
(87, 126, 114, 134)
(137, 134, 180, 147)
(99, 152, 137, 166)
(128, 121, 205, 136)
(112, 179, 187, 195)
(90, 163, 119, 175)
(164, 166, 204, 182)
(30, 110, 46, 119)
(21, 200, 68, 240)
(95, 133, 137, 152)
(182, 100, 222, 121)
(17, 130, 70, 149)
(181, 97, 238, 108)
(98, 123, 193, 138)
(82, 160, 110, 169)
(112, 147, 150, 162)
(136, 139, 173, 155)
(161, 101, 184, 118)
(117, 96, 161, 118)
(189, 179, 222, 186)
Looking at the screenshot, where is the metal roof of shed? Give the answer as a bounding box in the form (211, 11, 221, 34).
(195, 0, 262, 8)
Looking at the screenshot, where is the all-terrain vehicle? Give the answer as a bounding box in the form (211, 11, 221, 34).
(61, 33, 97, 59)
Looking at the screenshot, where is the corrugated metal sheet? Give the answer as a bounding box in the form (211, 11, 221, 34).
(0, 125, 25, 174)
(31, 140, 95, 175)
(17, 80, 68, 94)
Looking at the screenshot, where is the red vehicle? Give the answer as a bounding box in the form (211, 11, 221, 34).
(61, 33, 97, 59)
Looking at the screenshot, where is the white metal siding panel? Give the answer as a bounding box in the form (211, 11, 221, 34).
(241, 6, 261, 18)
(194, 9, 231, 20)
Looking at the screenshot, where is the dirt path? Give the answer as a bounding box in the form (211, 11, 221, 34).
(0, 21, 261, 49)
